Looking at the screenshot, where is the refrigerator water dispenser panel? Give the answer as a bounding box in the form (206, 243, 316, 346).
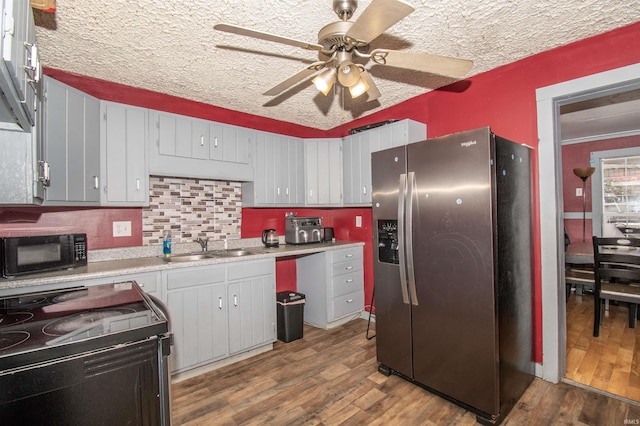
(377, 220, 399, 264)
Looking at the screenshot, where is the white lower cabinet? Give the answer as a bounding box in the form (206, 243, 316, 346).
(164, 259, 276, 373)
(296, 246, 364, 329)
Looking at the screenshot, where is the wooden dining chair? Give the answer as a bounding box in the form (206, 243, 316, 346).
(592, 236, 640, 337)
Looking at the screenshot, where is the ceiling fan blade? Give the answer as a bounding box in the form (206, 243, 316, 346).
(360, 69, 381, 102)
(370, 49, 473, 77)
(214, 23, 323, 51)
(263, 62, 327, 96)
(345, 0, 415, 44)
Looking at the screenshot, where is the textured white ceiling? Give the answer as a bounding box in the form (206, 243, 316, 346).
(34, 0, 640, 130)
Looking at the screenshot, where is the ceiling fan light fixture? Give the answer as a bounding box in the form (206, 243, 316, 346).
(349, 77, 369, 98)
(337, 62, 361, 87)
(312, 68, 337, 96)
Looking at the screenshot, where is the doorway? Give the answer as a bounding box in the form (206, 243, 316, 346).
(536, 62, 640, 388)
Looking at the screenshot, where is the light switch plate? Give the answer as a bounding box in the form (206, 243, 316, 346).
(576, 187, 583, 197)
(113, 221, 132, 237)
(355, 215, 362, 228)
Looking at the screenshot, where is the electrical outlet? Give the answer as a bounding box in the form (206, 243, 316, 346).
(576, 187, 583, 197)
(113, 221, 132, 237)
(355, 215, 362, 228)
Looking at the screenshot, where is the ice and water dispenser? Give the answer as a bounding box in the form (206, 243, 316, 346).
(377, 220, 399, 264)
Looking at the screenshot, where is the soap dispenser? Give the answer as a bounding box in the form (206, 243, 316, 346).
(163, 231, 172, 258)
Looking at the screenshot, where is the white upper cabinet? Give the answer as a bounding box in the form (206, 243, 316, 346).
(0, 0, 39, 131)
(242, 131, 305, 207)
(42, 76, 101, 205)
(342, 119, 427, 205)
(149, 110, 253, 181)
(100, 102, 149, 206)
(305, 138, 342, 206)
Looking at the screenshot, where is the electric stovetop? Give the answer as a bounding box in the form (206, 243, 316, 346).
(0, 282, 168, 370)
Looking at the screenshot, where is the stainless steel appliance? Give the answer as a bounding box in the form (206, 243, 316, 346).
(262, 229, 279, 247)
(372, 127, 534, 425)
(0, 233, 88, 278)
(285, 216, 322, 244)
(0, 281, 172, 425)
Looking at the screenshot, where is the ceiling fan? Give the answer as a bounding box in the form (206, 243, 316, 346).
(214, 0, 473, 102)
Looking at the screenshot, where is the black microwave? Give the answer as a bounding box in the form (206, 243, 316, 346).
(1, 234, 88, 278)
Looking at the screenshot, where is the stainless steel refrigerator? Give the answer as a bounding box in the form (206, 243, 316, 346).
(372, 127, 534, 425)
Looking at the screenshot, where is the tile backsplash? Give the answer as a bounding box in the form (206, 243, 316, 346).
(143, 176, 242, 245)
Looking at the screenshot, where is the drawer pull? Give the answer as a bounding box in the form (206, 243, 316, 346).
(346, 279, 353, 283)
(345, 266, 353, 270)
(233, 295, 238, 307)
(218, 297, 223, 310)
(346, 299, 354, 303)
(345, 254, 353, 258)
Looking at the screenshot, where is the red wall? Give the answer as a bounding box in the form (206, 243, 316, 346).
(0, 208, 141, 249)
(2, 22, 640, 364)
(562, 135, 640, 243)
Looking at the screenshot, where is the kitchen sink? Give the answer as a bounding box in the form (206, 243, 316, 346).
(211, 248, 255, 257)
(163, 253, 214, 262)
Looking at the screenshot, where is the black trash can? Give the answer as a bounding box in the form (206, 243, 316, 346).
(276, 291, 305, 343)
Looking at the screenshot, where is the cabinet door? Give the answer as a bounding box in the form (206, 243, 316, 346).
(306, 138, 342, 205)
(228, 272, 276, 355)
(101, 102, 148, 205)
(191, 118, 209, 159)
(286, 137, 305, 205)
(0, 0, 35, 128)
(43, 77, 100, 204)
(168, 283, 228, 372)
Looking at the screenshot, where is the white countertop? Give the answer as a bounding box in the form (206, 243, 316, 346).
(0, 240, 364, 292)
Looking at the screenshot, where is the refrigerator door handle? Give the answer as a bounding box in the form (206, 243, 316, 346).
(397, 173, 410, 305)
(406, 171, 418, 305)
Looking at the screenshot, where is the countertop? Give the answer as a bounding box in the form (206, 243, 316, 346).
(0, 240, 364, 292)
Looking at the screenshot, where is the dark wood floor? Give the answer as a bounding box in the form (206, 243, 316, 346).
(172, 319, 640, 425)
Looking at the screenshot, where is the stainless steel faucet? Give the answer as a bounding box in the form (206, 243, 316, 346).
(196, 237, 209, 251)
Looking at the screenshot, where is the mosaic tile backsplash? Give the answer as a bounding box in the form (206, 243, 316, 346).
(143, 176, 242, 246)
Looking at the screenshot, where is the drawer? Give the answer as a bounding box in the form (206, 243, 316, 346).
(330, 290, 364, 321)
(331, 247, 362, 263)
(227, 259, 274, 281)
(331, 258, 363, 277)
(331, 271, 363, 298)
(129, 273, 159, 293)
(166, 265, 226, 290)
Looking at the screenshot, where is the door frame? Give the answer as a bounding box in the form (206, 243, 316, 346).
(536, 62, 640, 383)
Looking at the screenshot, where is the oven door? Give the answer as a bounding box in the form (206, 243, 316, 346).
(0, 338, 166, 426)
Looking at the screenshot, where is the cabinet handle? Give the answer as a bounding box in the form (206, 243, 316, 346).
(346, 279, 353, 283)
(93, 176, 99, 189)
(363, 186, 367, 195)
(277, 186, 281, 196)
(285, 187, 289, 196)
(233, 294, 238, 307)
(38, 161, 50, 187)
(345, 254, 353, 258)
(214, 137, 219, 148)
(136, 178, 140, 190)
(346, 299, 354, 303)
(200, 135, 204, 146)
(309, 189, 313, 197)
(218, 297, 223, 310)
(345, 266, 353, 270)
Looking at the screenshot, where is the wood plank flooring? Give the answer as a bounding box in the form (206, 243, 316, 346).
(172, 319, 640, 425)
(565, 291, 640, 401)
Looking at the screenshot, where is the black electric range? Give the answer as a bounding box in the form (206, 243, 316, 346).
(0, 282, 168, 370)
(0, 281, 172, 425)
